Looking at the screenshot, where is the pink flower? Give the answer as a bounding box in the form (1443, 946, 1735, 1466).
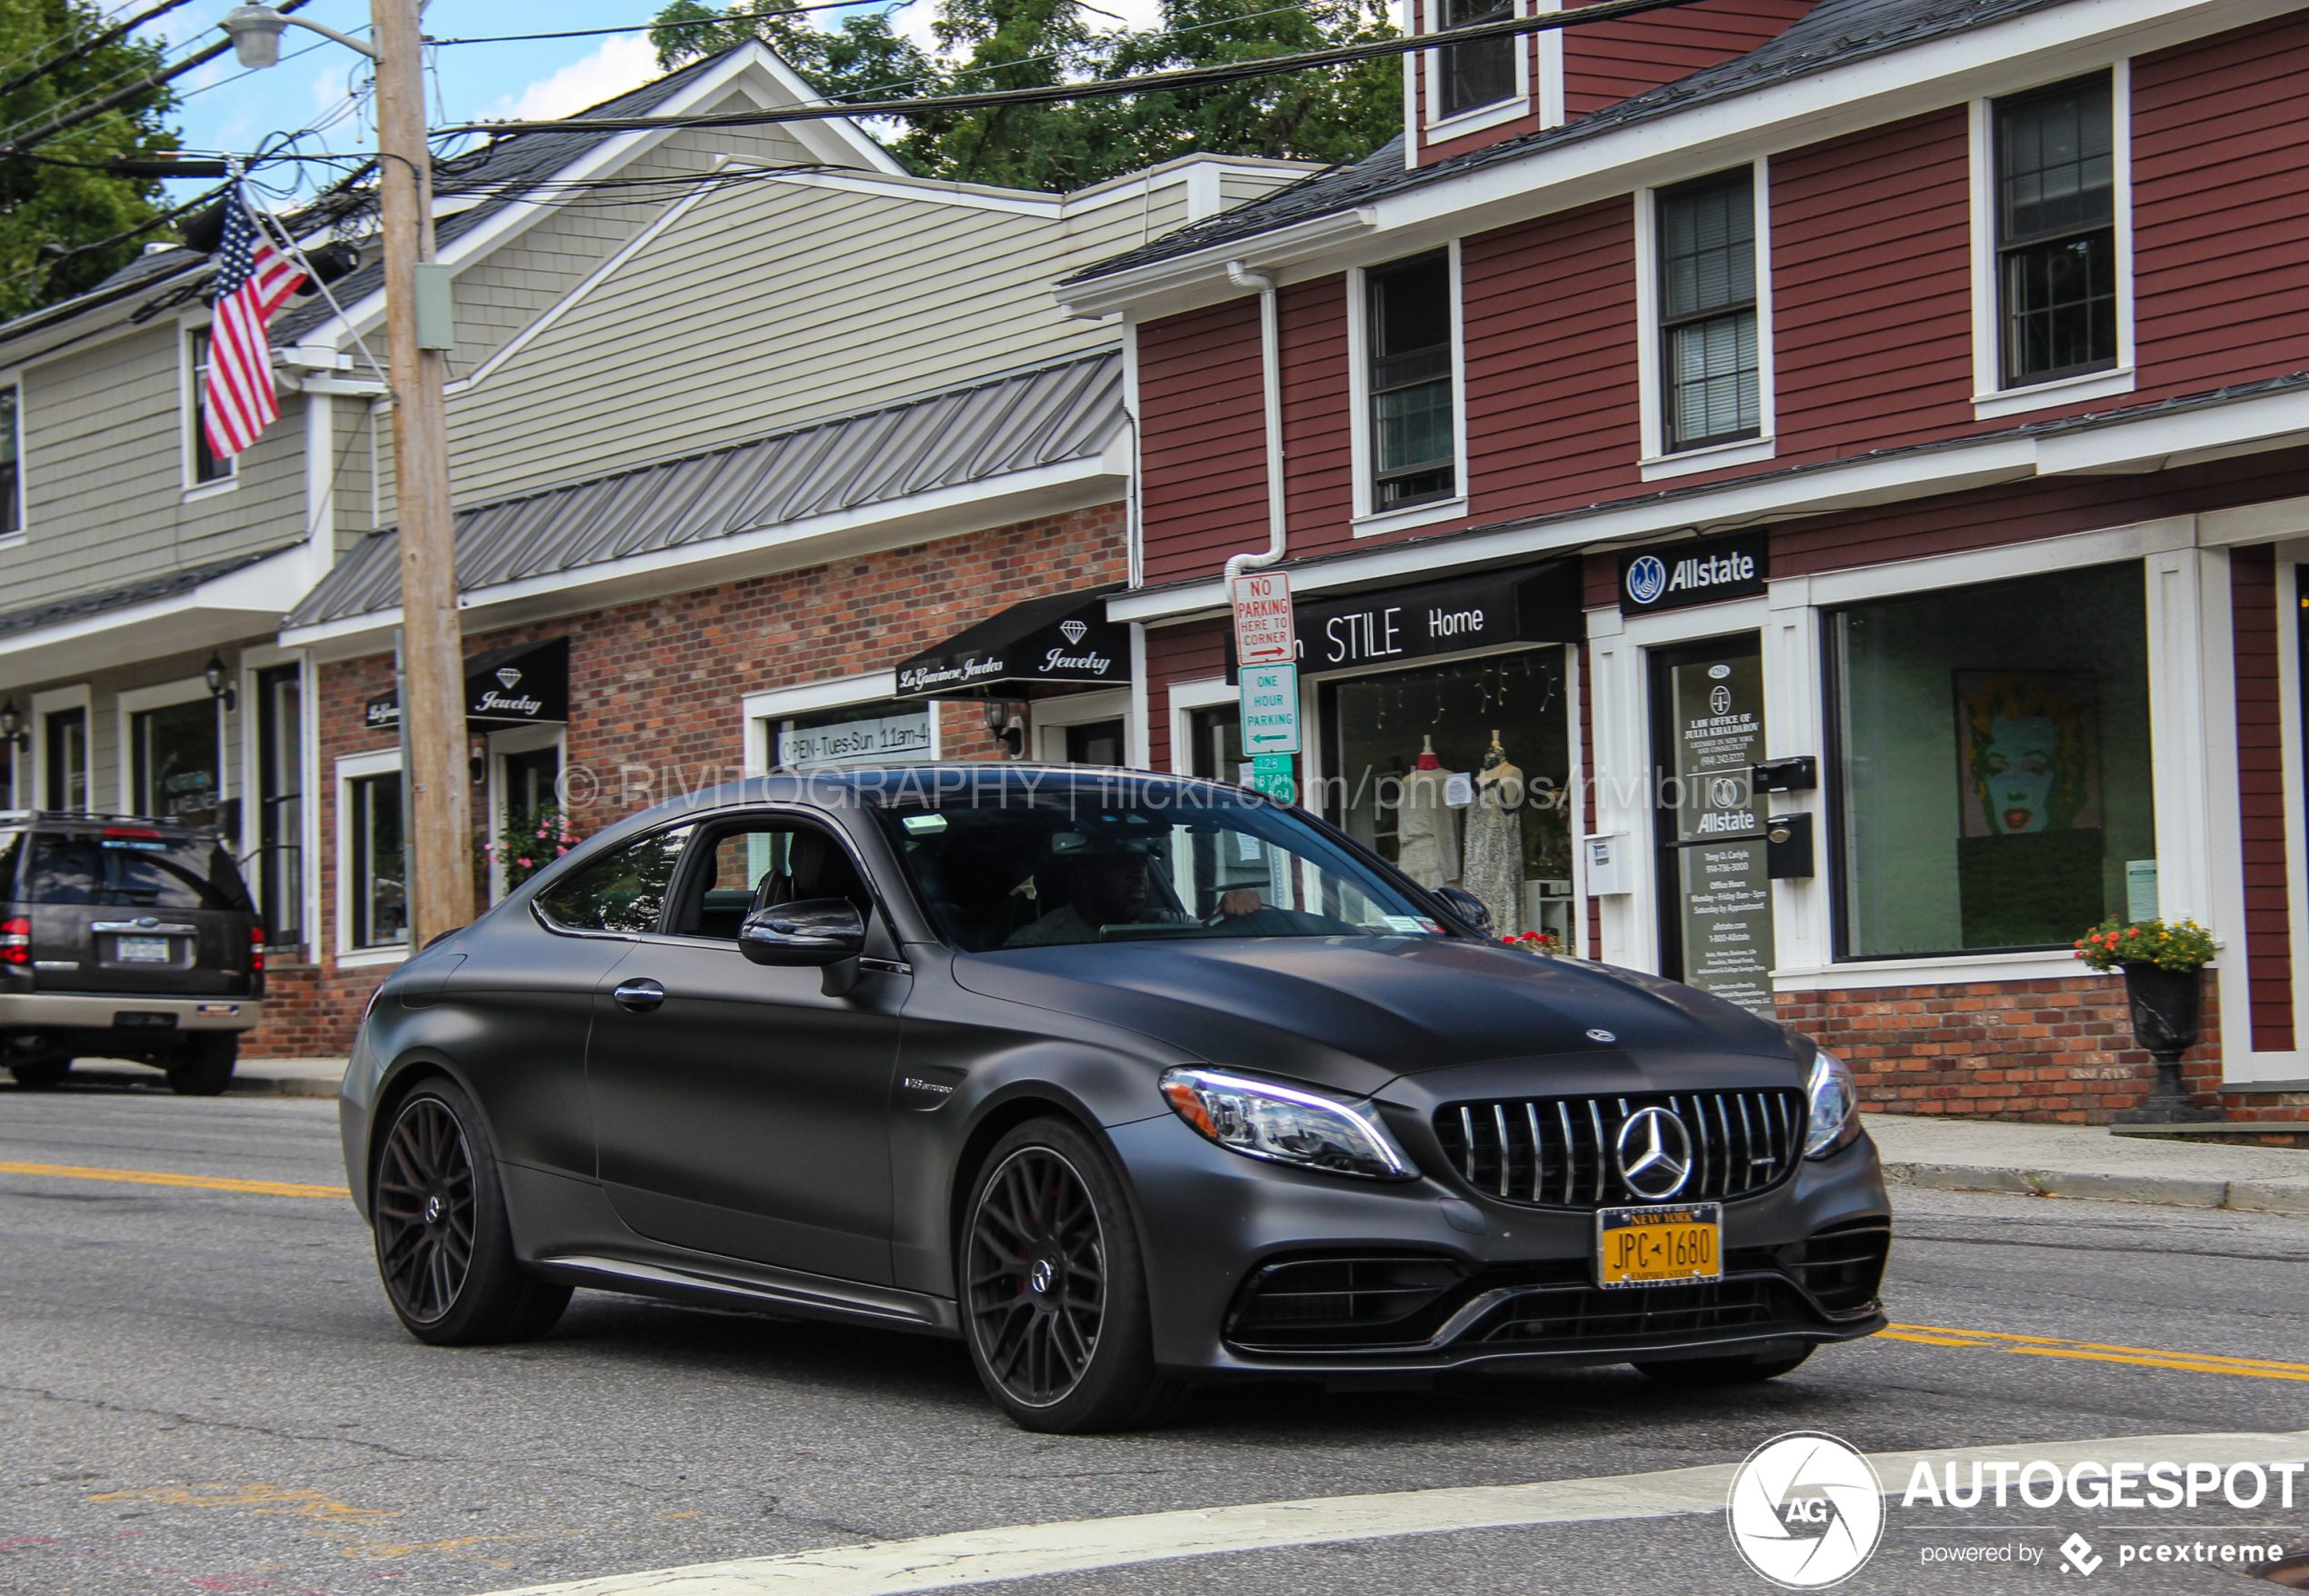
(516, 857, 532, 869)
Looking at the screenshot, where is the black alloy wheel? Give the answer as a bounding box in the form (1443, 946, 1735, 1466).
(166, 1034, 236, 1097)
(7, 1058, 69, 1088)
(370, 1078, 570, 1345)
(961, 1118, 1183, 1433)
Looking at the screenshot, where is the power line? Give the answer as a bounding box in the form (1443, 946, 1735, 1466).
(425, 2, 908, 48)
(445, 0, 1705, 139)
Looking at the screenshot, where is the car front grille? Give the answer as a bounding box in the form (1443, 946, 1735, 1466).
(1432, 1089, 1806, 1209)
(1478, 1279, 1780, 1344)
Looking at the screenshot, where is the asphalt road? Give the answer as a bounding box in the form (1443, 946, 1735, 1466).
(2, 1081, 2305, 1596)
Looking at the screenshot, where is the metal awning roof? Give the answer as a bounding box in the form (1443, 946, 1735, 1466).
(288, 352, 1124, 629)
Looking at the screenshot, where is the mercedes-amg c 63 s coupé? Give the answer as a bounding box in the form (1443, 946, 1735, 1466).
(341, 767, 1888, 1432)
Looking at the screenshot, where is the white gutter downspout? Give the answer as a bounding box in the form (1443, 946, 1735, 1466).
(1223, 261, 1286, 586)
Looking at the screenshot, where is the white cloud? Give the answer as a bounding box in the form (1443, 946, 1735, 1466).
(485, 33, 660, 123)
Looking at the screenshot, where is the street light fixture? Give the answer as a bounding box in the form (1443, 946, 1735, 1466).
(220, 0, 475, 945)
(0, 700, 27, 753)
(203, 654, 238, 713)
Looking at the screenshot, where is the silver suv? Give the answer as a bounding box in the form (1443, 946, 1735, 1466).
(0, 813, 265, 1095)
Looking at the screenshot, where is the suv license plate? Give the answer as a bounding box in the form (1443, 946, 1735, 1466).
(115, 937, 173, 963)
(1595, 1202, 1723, 1289)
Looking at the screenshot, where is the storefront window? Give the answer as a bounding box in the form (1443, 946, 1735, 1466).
(1833, 562, 2154, 957)
(1319, 649, 1573, 941)
(348, 772, 406, 949)
(774, 701, 933, 770)
(132, 699, 219, 826)
(45, 707, 85, 811)
(255, 664, 303, 945)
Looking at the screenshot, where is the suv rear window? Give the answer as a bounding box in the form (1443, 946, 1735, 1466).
(22, 833, 253, 912)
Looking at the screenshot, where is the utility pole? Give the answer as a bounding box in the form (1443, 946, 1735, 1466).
(371, 0, 470, 945)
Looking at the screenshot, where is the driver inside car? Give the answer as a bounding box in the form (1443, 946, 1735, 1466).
(1004, 835, 1260, 946)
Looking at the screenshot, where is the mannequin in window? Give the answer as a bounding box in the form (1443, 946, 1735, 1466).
(1462, 730, 1524, 937)
(1396, 734, 1458, 891)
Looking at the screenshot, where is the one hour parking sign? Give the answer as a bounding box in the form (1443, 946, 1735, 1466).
(1239, 662, 1300, 756)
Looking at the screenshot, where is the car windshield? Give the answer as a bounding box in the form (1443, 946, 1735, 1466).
(875, 789, 1451, 953)
(22, 832, 253, 911)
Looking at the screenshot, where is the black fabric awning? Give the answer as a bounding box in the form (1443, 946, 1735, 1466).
(363, 636, 570, 731)
(895, 586, 1127, 699)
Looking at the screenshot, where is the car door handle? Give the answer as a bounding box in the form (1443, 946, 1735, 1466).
(611, 978, 665, 1012)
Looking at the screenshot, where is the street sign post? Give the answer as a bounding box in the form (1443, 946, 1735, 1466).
(1239, 661, 1300, 756)
(1231, 571, 1295, 667)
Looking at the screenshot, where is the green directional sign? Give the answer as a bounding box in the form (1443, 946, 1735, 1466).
(1238, 662, 1300, 756)
(1249, 753, 1295, 804)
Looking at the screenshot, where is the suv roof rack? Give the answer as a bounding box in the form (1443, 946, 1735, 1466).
(0, 810, 216, 833)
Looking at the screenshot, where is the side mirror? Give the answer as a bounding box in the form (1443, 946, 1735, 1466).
(1433, 885, 1494, 936)
(738, 899, 865, 967)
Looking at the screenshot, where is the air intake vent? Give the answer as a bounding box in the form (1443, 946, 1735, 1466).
(1434, 1090, 1805, 1210)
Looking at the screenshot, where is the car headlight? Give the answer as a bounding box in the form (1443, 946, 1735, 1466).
(1158, 1067, 1415, 1181)
(1804, 1048, 1861, 1159)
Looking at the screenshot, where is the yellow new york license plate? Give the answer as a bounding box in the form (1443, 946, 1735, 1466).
(1594, 1202, 1723, 1289)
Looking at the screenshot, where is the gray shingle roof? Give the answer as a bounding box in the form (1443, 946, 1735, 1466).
(287, 352, 1125, 629)
(1068, 0, 2072, 284)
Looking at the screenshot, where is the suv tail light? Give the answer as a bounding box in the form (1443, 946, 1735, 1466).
(250, 924, 265, 973)
(1, 917, 28, 965)
(102, 826, 163, 839)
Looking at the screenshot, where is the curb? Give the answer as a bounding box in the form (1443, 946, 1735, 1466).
(59, 1067, 341, 1099)
(1884, 1159, 2309, 1215)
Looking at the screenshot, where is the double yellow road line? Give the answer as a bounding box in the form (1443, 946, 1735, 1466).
(0, 1159, 350, 1199)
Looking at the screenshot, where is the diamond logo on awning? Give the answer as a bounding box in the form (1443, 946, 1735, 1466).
(495, 667, 522, 689)
(1059, 620, 1087, 644)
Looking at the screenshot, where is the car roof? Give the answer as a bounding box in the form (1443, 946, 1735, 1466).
(0, 811, 221, 836)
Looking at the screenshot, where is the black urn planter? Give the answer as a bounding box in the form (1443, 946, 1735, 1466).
(2111, 963, 2225, 1124)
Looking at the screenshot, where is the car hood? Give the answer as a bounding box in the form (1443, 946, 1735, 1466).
(948, 935, 1800, 1098)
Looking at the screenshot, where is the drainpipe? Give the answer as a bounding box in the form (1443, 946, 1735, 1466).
(1223, 261, 1285, 587)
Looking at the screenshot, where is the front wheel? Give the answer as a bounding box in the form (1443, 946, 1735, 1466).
(166, 1033, 236, 1096)
(1633, 1345, 1814, 1386)
(8, 1057, 68, 1088)
(371, 1077, 570, 1345)
(961, 1118, 1184, 1434)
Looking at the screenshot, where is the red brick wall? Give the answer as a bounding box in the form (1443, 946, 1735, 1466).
(1779, 972, 2223, 1124)
(249, 504, 1125, 1057)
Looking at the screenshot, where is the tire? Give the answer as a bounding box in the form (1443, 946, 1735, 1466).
(960, 1117, 1184, 1434)
(370, 1076, 571, 1346)
(8, 1058, 68, 1088)
(166, 1033, 237, 1097)
(1633, 1345, 1814, 1386)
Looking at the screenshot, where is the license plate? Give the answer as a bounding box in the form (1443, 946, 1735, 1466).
(1595, 1202, 1723, 1289)
(115, 937, 173, 963)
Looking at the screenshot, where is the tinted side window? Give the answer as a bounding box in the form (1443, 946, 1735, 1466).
(535, 827, 690, 933)
(25, 834, 252, 911)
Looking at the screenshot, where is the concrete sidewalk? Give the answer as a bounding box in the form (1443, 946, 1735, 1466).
(1866, 1111, 2309, 1214)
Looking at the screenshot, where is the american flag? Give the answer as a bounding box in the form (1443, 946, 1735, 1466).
(202, 187, 306, 459)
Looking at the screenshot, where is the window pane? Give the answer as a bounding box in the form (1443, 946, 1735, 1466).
(1368, 254, 1455, 505)
(350, 774, 407, 949)
(45, 708, 85, 811)
(191, 333, 231, 484)
(1375, 378, 1454, 474)
(132, 699, 220, 827)
(256, 665, 302, 943)
(1438, 0, 1514, 120)
(1833, 563, 2154, 957)
(535, 826, 691, 934)
(1661, 175, 1754, 321)
(1998, 79, 2114, 244)
(2002, 229, 2118, 383)
(0, 386, 18, 535)
(1669, 310, 1759, 447)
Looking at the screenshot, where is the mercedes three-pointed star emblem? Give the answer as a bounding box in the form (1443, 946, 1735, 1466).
(1614, 1106, 1694, 1200)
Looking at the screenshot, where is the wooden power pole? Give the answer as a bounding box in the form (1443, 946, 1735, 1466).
(372, 0, 471, 944)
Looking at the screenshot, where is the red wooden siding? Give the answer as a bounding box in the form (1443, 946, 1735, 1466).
(1280, 275, 1355, 548)
(2233, 544, 2295, 1053)
(2132, 13, 2309, 401)
(1771, 109, 1975, 465)
(1410, 5, 1549, 169)
(1145, 619, 1228, 773)
(1464, 197, 1643, 524)
(1137, 296, 1268, 587)
(1562, 0, 1814, 118)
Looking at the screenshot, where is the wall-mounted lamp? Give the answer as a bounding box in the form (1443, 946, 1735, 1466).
(982, 700, 1025, 759)
(203, 654, 237, 713)
(0, 699, 26, 752)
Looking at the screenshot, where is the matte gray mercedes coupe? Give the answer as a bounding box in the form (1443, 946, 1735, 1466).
(341, 767, 1888, 1432)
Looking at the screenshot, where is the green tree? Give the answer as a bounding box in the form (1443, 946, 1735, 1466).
(650, 0, 1400, 191)
(0, 0, 182, 318)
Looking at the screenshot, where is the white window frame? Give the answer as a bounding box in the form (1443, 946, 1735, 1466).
(335, 746, 407, 967)
(1419, 0, 1540, 142)
(485, 722, 567, 903)
(180, 320, 238, 497)
(1349, 239, 1471, 537)
(1968, 58, 2136, 421)
(1167, 676, 1241, 776)
(0, 371, 25, 545)
(740, 669, 938, 776)
(1030, 687, 1136, 765)
(115, 675, 221, 821)
(29, 683, 91, 813)
(1635, 157, 1777, 481)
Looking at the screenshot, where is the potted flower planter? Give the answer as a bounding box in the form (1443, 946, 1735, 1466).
(2076, 918, 2225, 1126)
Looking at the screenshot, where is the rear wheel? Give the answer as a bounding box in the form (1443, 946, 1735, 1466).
(1633, 1345, 1814, 1386)
(961, 1118, 1183, 1434)
(166, 1033, 236, 1096)
(372, 1077, 570, 1345)
(8, 1058, 68, 1088)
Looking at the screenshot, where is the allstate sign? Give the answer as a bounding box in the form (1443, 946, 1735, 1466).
(1619, 531, 1769, 613)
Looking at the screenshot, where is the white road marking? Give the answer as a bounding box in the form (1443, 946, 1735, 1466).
(481, 1430, 2309, 1595)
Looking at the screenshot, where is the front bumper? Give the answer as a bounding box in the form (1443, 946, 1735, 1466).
(0, 992, 262, 1032)
(1112, 1111, 1889, 1379)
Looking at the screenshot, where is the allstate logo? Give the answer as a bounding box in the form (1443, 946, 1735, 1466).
(1626, 554, 1669, 606)
(1727, 1431, 1884, 1588)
